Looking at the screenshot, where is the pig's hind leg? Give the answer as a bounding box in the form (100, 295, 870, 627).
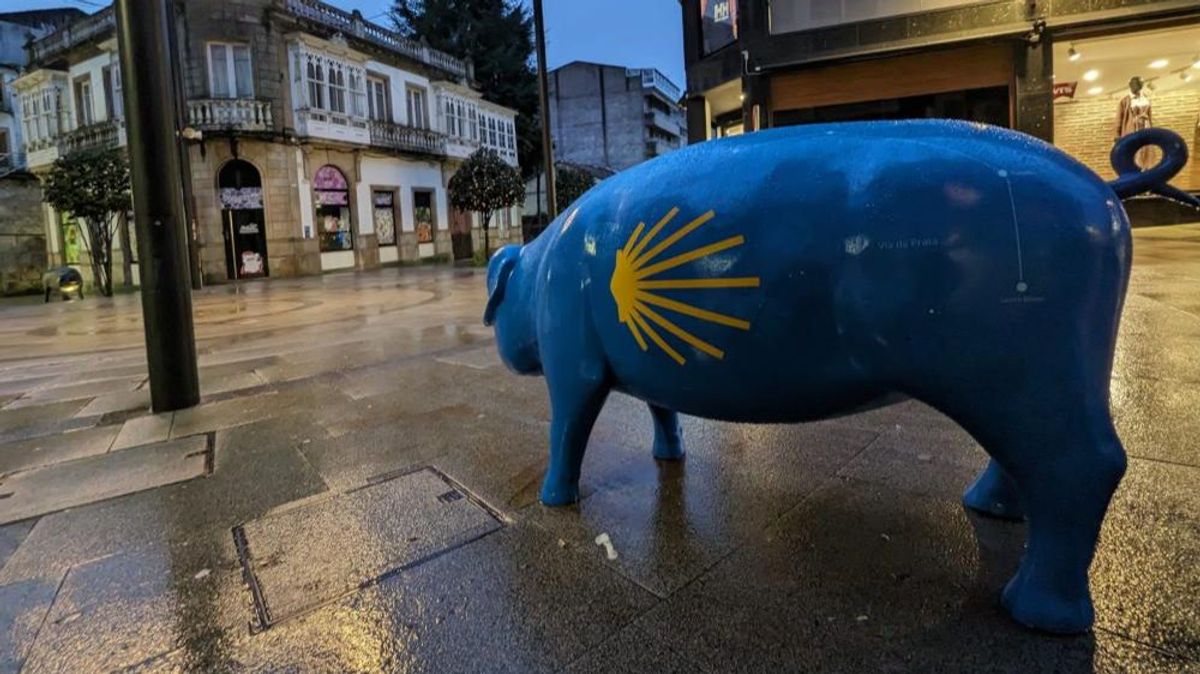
(649, 404, 685, 460)
(936, 383, 1125, 634)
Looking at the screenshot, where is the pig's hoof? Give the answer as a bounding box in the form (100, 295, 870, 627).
(540, 480, 580, 507)
(962, 489, 1024, 521)
(962, 466, 1025, 521)
(652, 442, 685, 461)
(1001, 573, 1094, 634)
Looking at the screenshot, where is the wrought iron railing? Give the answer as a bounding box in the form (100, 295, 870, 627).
(188, 99, 274, 131)
(283, 0, 469, 79)
(29, 6, 116, 65)
(368, 119, 446, 155)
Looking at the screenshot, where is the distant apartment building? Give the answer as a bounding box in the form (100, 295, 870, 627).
(12, 0, 520, 288)
(549, 61, 686, 171)
(0, 8, 84, 294)
(524, 62, 685, 223)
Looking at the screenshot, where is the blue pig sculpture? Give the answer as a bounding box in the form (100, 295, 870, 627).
(484, 120, 1199, 634)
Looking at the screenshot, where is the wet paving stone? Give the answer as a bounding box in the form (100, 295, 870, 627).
(628, 479, 1192, 673)
(0, 425, 120, 477)
(237, 468, 503, 627)
(19, 550, 182, 674)
(0, 574, 62, 674)
(0, 520, 35, 573)
(0, 435, 209, 525)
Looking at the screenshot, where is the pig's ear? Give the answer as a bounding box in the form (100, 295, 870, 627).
(483, 256, 517, 326)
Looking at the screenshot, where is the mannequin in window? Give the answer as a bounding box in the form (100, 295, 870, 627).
(1114, 76, 1154, 168)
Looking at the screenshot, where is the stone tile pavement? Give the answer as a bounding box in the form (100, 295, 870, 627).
(0, 228, 1197, 673)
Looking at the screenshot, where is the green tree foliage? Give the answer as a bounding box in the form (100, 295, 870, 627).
(447, 148, 525, 255)
(554, 165, 596, 213)
(391, 0, 541, 176)
(41, 148, 131, 297)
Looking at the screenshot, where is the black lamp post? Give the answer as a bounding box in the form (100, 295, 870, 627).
(115, 0, 200, 412)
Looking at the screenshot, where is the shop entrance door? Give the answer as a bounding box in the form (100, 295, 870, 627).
(218, 160, 268, 280)
(450, 207, 473, 261)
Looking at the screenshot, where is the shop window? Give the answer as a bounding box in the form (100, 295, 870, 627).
(413, 189, 435, 244)
(1052, 26, 1197, 189)
(374, 189, 397, 246)
(208, 43, 254, 99)
(314, 165, 353, 252)
(699, 0, 737, 55)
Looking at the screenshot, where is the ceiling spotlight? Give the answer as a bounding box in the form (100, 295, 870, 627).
(1192, 55, 1200, 69)
(1183, 71, 1194, 83)
(1083, 69, 1100, 82)
(1148, 58, 1169, 69)
(739, 92, 746, 102)
(1087, 86, 1103, 95)
(1068, 45, 1081, 62)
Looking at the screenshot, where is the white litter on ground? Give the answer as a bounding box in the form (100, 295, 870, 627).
(594, 533, 618, 560)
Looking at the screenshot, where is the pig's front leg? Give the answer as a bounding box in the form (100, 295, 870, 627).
(540, 375, 609, 506)
(649, 404, 685, 460)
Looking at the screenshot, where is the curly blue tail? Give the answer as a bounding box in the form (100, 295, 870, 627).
(1108, 128, 1200, 209)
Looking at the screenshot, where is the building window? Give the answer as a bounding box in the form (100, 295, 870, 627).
(373, 189, 397, 246)
(413, 189, 435, 243)
(347, 71, 365, 117)
(367, 76, 390, 121)
(329, 64, 347, 114)
(73, 75, 93, 127)
(314, 165, 353, 252)
(406, 86, 428, 128)
(208, 43, 253, 99)
(306, 60, 325, 109)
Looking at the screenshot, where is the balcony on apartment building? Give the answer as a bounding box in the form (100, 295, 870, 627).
(28, 6, 116, 66)
(368, 119, 446, 156)
(644, 108, 678, 135)
(282, 0, 470, 79)
(187, 99, 274, 133)
(629, 68, 681, 104)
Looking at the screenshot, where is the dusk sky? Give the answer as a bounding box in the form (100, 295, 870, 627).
(5, 0, 688, 90)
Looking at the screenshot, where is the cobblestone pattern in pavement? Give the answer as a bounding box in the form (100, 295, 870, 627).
(0, 227, 1197, 673)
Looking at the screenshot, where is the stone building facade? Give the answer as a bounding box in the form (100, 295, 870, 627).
(12, 0, 521, 289)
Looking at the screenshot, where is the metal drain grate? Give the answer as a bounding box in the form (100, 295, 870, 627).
(234, 466, 503, 629)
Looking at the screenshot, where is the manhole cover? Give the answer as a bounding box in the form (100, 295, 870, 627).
(234, 467, 503, 628)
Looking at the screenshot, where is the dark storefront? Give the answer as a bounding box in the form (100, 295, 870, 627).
(679, 0, 1200, 224)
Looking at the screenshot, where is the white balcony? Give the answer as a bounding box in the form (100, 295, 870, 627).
(368, 120, 445, 156)
(188, 99, 274, 132)
(59, 118, 126, 156)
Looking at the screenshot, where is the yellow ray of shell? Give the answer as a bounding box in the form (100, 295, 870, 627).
(629, 308, 685, 365)
(634, 300, 725, 359)
(638, 277, 760, 290)
(631, 210, 716, 270)
(625, 313, 649, 351)
(635, 290, 751, 330)
(621, 222, 646, 257)
(626, 207, 679, 263)
(634, 235, 746, 281)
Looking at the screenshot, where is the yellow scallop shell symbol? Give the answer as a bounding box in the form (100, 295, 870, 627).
(610, 207, 760, 365)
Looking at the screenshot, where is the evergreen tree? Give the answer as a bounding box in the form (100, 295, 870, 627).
(554, 165, 596, 213)
(447, 148, 525, 256)
(392, 0, 541, 176)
